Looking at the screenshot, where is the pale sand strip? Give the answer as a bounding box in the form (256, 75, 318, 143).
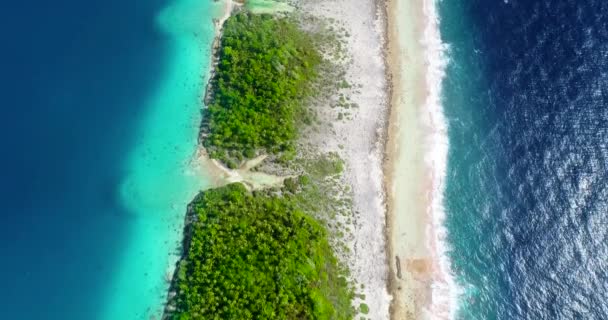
(385, 0, 434, 318)
(386, 0, 455, 318)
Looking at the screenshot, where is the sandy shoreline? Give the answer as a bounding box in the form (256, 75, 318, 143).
(297, 0, 452, 317)
(385, 0, 430, 316)
(385, 0, 454, 318)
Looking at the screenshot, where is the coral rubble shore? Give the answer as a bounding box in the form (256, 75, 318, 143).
(297, 0, 392, 318)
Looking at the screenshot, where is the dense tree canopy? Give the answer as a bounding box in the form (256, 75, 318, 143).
(168, 183, 353, 320)
(203, 13, 321, 163)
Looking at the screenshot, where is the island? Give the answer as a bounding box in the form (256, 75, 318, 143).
(163, 9, 363, 319)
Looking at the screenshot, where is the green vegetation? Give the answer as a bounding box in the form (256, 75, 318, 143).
(168, 183, 354, 319)
(203, 13, 322, 164)
(165, 11, 361, 320)
(359, 303, 369, 315)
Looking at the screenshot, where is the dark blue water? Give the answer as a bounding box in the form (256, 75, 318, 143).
(0, 1, 169, 318)
(441, 0, 608, 319)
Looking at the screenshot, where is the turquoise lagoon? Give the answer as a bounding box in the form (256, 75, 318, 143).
(101, 1, 222, 318)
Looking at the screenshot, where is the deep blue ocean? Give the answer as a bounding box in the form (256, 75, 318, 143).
(441, 0, 608, 319)
(0, 0, 169, 318)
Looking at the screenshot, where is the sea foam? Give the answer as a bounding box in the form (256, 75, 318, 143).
(420, 0, 460, 318)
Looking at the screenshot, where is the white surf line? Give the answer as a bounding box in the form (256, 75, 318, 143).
(420, 0, 459, 318)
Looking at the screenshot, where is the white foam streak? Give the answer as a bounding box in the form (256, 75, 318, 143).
(420, 0, 460, 319)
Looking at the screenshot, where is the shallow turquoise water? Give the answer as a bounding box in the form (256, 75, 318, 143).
(0, 0, 221, 317)
(101, 1, 221, 318)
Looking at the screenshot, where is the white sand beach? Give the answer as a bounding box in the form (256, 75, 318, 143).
(385, 0, 455, 318)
